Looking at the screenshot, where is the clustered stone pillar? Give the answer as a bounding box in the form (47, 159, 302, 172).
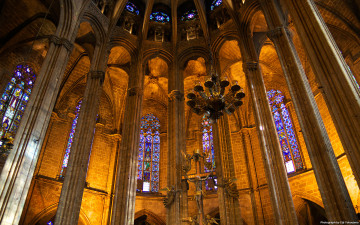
(259, 0, 358, 221)
(0, 33, 76, 224)
(167, 62, 185, 225)
(212, 116, 243, 225)
(55, 41, 109, 224)
(111, 58, 145, 225)
(241, 128, 261, 225)
(282, 0, 360, 186)
(242, 61, 298, 225)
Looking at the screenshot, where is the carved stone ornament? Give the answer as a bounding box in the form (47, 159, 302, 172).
(243, 62, 258, 72)
(49, 35, 74, 52)
(168, 90, 184, 101)
(267, 26, 292, 41)
(127, 87, 139, 96)
(89, 71, 105, 84)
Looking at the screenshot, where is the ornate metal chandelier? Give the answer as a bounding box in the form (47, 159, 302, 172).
(186, 67, 245, 121)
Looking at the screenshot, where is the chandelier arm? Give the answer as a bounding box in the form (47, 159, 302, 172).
(220, 86, 226, 96)
(199, 91, 208, 99)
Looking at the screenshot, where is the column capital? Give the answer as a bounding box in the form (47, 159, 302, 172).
(89, 71, 105, 84)
(243, 62, 259, 72)
(127, 87, 139, 96)
(267, 26, 292, 41)
(49, 35, 73, 52)
(168, 90, 184, 102)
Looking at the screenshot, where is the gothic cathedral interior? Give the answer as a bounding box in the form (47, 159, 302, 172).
(0, 0, 359, 224)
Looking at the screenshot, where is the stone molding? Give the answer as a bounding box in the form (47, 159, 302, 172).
(89, 71, 105, 84)
(49, 35, 73, 52)
(168, 90, 184, 101)
(267, 26, 292, 41)
(86, 1, 110, 29)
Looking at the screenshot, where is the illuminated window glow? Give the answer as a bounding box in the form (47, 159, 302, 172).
(125, 2, 139, 15)
(60, 100, 82, 177)
(210, 0, 222, 10)
(150, 12, 170, 23)
(0, 65, 36, 149)
(202, 116, 215, 173)
(137, 114, 160, 192)
(181, 9, 198, 21)
(267, 90, 303, 173)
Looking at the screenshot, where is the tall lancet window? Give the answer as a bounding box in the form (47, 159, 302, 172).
(0, 65, 36, 149)
(137, 114, 160, 192)
(267, 90, 303, 173)
(60, 100, 82, 177)
(202, 116, 215, 173)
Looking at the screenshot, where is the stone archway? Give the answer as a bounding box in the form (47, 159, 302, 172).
(134, 209, 165, 225)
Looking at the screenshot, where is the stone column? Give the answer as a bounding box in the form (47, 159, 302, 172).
(55, 41, 108, 224)
(167, 62, 185, 224)
(111, 57, 145, 225)
(212, 116, 243, 225)
(242, 61, 298, 225)
(259, 0, 358, 221)
(282, 0, 360, 186)
(241, 129, 261, 225)
(0, 32, 76, 224)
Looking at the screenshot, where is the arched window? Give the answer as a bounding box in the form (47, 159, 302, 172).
(202, 116, 215, 173)
(137, 114, 160, 192)
(210, 0, 222, 10)
(267, 90, 303, 173)
(0, 64, 36, 149)
(181, 9, 198, 21)
(125, 1, 139, 15)
(59, 100, 82, 177)
(150, 12, 170, 23)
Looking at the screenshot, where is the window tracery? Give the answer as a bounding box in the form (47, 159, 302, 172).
(210, 0, 222, 10)
(150, 12, 170, 23)
(267, 89, 303, 173)
(0, 65, 36, 150)
(181, 9, 198, 21)
(125, 2, 139, 15)
(137, 114, 160, 192)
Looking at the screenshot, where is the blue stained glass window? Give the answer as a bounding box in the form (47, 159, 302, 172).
(267, 90, 303, 173)
(60, 100, 82, 177)
(125, 2, 139, 15)
(181, 9, 198, 21)
(202, 116, 215, 173)
(150, 12, 170, 23)
(137, 114, 160, 192)
(0, 65, 36, 150)
(210, 0, 222, 10)
(47, 221, 54, 225)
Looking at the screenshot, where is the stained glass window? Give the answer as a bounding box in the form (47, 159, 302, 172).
(59, 100, 82, 177)
(125, 2, 139, 15)
(0, 65, 36, 149)
(267, 90, 303, 173)
(137, 114, 160, 192)
(210, 0, 222, 10)
(202, 116, 215, 173)
(205, 176, 217, 191)
(181, 9, 198, 21)
(47, 221, 54, 225)
(150, 12, 170, 23)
